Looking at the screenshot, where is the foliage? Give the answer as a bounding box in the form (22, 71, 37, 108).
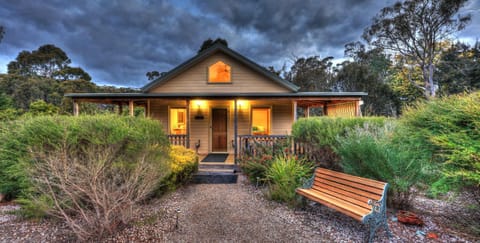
(0, 108, 21, 121)
(0, 44, 138, 115)
(239, 138, 292, 184)
(198, 38, 228, 53)
(284, 56, 334, 92)
(401, 92, 480, 202)
(0, 92, 13, 110)
(146, 70, 166, 81)
(239, 154, 274, 184)
(0, 115, 170, 202)
(28, 138, 168, 240)
(388, 64, 426, 108)
(7, 44, 91, 81)
(336, 122, 430, 209)
(159, 145, 198, 192)
(363, 0, 471, 98)
(266, 155, 313, 206)
(27, 100, 59, 116)
(335, 61, 399, 116)
(436, 41, 480, 96)
(292, 117, 387, 169)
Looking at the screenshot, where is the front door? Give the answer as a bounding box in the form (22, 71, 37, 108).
(212, 108, 227, 152)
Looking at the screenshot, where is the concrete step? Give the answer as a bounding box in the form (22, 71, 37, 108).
(198, 164, 239, 172)
(198, 168, 234, 173)
(192, 171, 238, 184)
(193, 163, 239, 184)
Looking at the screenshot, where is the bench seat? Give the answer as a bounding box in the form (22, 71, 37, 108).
(296, 167, 391, 242)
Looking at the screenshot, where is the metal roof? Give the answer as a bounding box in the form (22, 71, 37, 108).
(65, 92, 367, 99)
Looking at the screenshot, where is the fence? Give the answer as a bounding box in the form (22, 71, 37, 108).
(168, 134, 188, 147)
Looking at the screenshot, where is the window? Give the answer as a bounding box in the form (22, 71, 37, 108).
(252, 108, 271, 135)
(170, 108, 187, 135)
(208, 61, 231, 83)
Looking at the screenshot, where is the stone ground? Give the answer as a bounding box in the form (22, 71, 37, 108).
(1, 174, 479, 242)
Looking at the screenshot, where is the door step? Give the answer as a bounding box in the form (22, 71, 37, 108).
(193, 164, 239, 184)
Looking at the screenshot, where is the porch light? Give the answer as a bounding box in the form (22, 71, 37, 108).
(237, 100, 247, 110)
(193, 100, 205, 120)
(193, 100, 206, 109)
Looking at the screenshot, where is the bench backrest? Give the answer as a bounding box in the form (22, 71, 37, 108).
(311, 168, 387, 216)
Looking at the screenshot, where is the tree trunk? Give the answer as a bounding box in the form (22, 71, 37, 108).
(423, 66, 431, 98)
(428, 63, 435, 97)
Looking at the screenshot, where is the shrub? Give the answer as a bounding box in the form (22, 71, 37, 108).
(401, 92, 480, 202)
(0, 115, 170, 240)
(27, 100, 59, 116)
(239, 138, 291, 185)
(336, 122, 429, 209)
(266, 155, 313, 206)
(160, 145, 198, 192)
(239, 154, 274, 184)
(292, 117, 387, 169)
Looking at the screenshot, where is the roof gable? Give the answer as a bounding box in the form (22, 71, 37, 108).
(141, 43, 299, 93)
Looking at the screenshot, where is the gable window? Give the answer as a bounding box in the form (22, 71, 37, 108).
(208, 61, 231, 83)
(252, 108, 271, 135)
(170, 108, 187, 135)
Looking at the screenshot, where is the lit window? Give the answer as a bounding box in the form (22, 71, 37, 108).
(208, 61, 231, 83)
(170, 108, 187, 135)
(252, 108, 270, 135)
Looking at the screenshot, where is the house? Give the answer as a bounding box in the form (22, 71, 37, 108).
(66, 43, 366, 164)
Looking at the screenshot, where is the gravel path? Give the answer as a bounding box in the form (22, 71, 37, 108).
(1, 174, 479, 242)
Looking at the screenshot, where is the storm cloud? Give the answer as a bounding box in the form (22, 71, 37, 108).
(0, 0, 478, 87)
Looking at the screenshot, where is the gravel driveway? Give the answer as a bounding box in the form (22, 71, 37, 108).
(1, 174, 478, 242)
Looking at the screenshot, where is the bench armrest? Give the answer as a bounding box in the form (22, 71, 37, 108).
(368, 199, 382, 213)
(300, 168, 317, 189)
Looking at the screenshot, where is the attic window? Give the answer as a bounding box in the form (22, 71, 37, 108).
(208, 61, 231, 83)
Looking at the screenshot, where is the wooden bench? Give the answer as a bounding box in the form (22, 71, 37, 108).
(296, 167, 391, 242)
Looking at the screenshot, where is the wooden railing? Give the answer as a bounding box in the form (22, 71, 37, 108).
(168, 134, 188, 147)
(238, 135, 312, 159)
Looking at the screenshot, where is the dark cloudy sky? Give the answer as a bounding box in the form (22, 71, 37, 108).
(1, 0, 479, 88)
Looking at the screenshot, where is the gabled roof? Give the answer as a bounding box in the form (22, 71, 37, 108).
(141, 43, 300, 92)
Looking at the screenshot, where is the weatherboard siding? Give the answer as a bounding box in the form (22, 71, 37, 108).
(148, 99, 293, 154)
(149, 53, 291, 93)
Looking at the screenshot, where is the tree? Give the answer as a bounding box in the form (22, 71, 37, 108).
(285, 56, 334, 91)
(363, 0, 471, 98)
(198, 38, 228, 53)
(54, 66, 91, 81)
(145, 70, 170, 81)
(336, 61, 399, 116)
(265, 65, 286, 77)
(436, 41, 480, 95)
(8, 44, 72, 78)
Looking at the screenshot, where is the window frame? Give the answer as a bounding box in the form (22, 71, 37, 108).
(250, 107, 272, 136)
(169, 107, 187, 135)
(207, 60, 232, 84)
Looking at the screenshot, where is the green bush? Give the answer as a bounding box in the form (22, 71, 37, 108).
(159, 145, 198, 192)
(239, 154, 274, 184)
(401, 92, 480, 201)
(292, 117, 387, 169)
(0, 115, 170, 240)
(336, 122, 429, 209)
(238, 139, 291, 185)
(266, 155, 313, 206)
(0, 115, 170, 202)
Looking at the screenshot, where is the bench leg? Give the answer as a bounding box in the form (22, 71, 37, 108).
(365, 216, 392, 243)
